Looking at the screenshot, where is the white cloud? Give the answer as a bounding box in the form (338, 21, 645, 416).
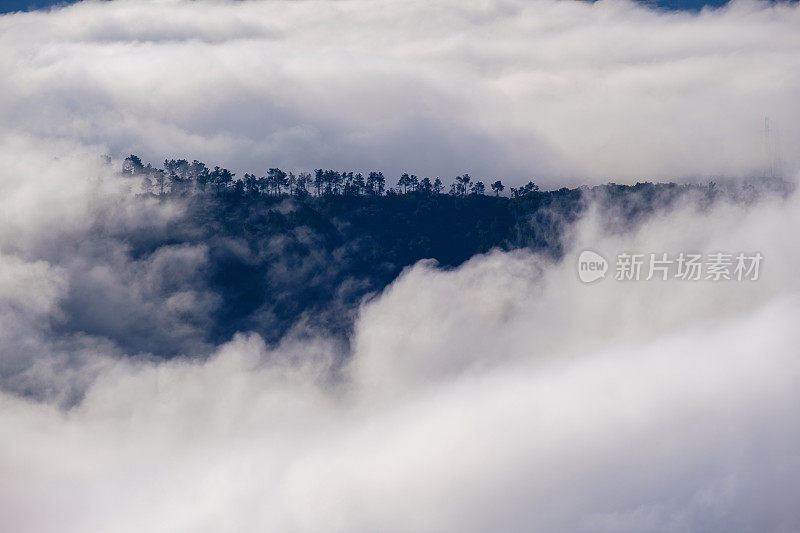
(1, 183, 799, 531)
(2, 1, 800, 530)
(1, 0, 799, 184)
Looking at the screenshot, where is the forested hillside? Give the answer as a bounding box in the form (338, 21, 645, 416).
(101, 155, 786, 353)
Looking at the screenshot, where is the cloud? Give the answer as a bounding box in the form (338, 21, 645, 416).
(0, 135, 217, 401)
(2, 1, 800, 530)
(351, 188, 800, 394)
(1, 0, 799, 184)
(0, 168, 798, 530)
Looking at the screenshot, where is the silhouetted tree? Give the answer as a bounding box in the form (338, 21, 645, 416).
(352, 172, 366, 195)
(367, 171, 385, 195)
(314, 169, 324, 196)
(212, 166, 234, 194)
(189, 159, 208, 179)
(139, 166, 154, 194)
(419, 177, 432, 194)
(510, 180, 539, 198)
(455, 174, 472, 197)
(326, 170, 342, 195)
(154, 168, 167, 195)
(164, 159, 192, 195)
(397, 172, 411, 194)
(192, 161, 211, 192)
(244, 173, 259, 196)
(267, 168, 288, 196)
(491, 180, 504, 196)
(295, 172, 311, 197)
(123, 154, 144, 175)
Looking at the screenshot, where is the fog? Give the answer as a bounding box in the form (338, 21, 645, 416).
(2, 0, 800, 531)
(1, 139, 798, 530)
(1, 0, 799, 183)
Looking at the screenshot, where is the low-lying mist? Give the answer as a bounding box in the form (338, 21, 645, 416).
(1, 141, 798, 531)
(3, 0, 800, 530)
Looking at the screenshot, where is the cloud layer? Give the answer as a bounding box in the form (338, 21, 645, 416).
(0, 129, 798, 531)
(1, 183, 800, 532)
(1, 0, 800, 184)
(2, 1, 800, 531)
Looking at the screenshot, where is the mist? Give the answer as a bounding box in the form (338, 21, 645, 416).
(2, 0, 800, 531)
(1, 0, 799, 183)
(1, 141, 799, 530)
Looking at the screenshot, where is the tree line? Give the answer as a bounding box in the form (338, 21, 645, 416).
(122, 155, 542, 199)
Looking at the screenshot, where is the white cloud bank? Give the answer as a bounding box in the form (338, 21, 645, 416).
(5, 304, 800, 533)
(1, 0, 799, 184)
(0, 144, 799, 531)
(2, 1, 800, 531)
